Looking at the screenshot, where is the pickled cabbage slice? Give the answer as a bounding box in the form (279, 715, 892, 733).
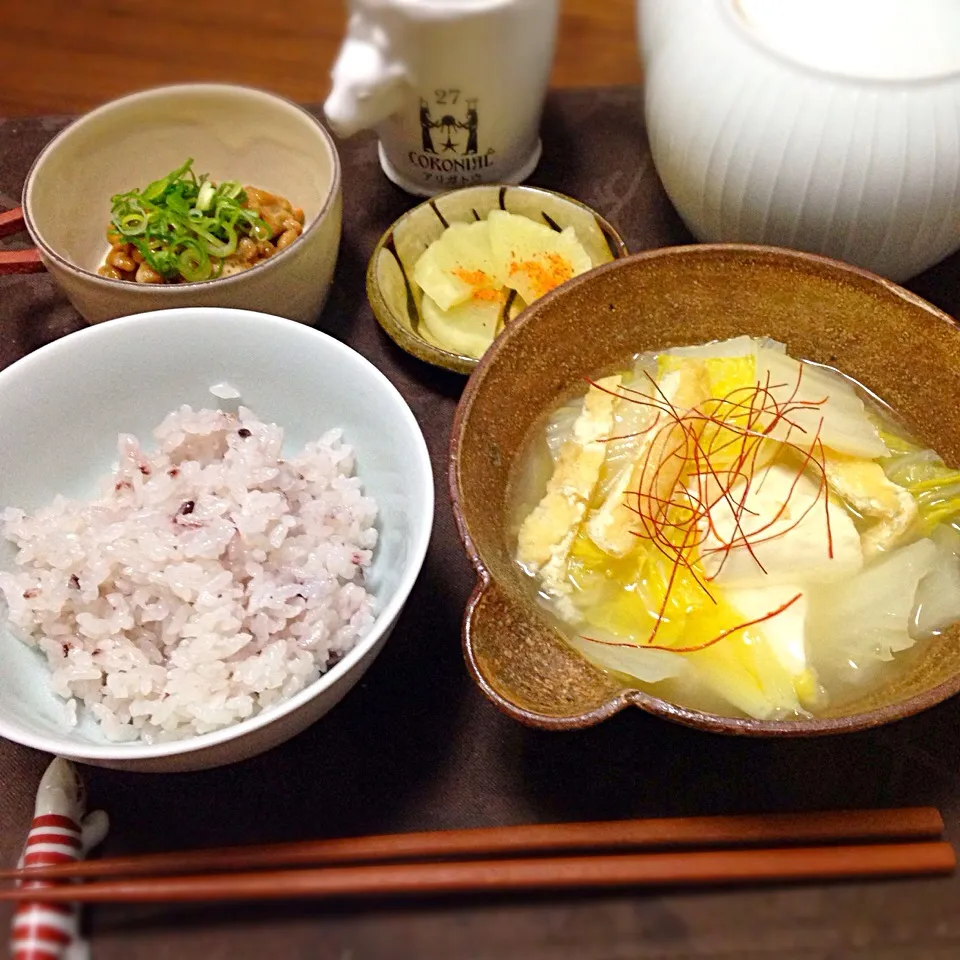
(912, 526, 960, 638)
(882, 441, 960, 534)
(807, 537, 937, 684)
(567, 532, 811, 719)
(421, 292, 503, 360)
(756, 351, 888, 459)
(413, 220, 505, 311)
(487, 210, 592, 304)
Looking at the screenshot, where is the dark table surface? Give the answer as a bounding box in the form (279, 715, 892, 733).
(2, 87, 960, 960)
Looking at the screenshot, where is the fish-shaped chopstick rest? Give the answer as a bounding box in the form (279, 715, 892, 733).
(10, 758, 109, 960)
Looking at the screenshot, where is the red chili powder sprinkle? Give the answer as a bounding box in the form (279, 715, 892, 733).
(452, 268, 491, 287)
(471, 287, 505, 303)
(508, 252, 573, 299)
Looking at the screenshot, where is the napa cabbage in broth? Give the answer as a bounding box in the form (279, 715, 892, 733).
(511, 336, 960, 720)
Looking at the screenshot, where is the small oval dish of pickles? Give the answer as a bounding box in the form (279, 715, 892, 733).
(367, 185, 628, 374)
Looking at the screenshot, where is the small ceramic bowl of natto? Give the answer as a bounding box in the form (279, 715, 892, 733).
(11, 83, 342, 326)
(366, 185, 629, 375)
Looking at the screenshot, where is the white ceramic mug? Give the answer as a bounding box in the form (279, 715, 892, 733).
(324, 0, 560, 196)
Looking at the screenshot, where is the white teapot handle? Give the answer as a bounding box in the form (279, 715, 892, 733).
(324, 10, 413, 139)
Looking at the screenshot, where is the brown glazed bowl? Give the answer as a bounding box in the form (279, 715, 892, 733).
(450, 244, 960, 736)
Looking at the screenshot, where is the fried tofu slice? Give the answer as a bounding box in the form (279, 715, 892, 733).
(586, 361, 710, 558)
(824, 453, 918, 557)
(516, 377, 622, 613)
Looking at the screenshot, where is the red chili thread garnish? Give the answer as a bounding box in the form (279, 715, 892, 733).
(817, 436, 834, 559)
(574, 357, 833, 651)
(582, 591, 804, 654)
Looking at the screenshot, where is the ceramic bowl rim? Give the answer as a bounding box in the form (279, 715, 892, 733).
(21, 83, 342, 292)
(366, 183, 630, 376)
(0, 306, 434, 761)
(449, 241, 960, 736)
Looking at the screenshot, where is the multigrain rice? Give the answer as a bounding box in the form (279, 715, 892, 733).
(0, 406, 378, 742)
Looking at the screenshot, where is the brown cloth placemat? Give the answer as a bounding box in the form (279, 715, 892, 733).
(2, 87, 960, 959)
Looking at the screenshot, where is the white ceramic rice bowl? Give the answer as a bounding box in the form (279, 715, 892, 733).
(0, 308, 433, 772)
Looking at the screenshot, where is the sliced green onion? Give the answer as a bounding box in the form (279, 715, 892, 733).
(117, 212, 148, 236)
(142, 158, 194, 202)
(201, 222, 238, 258)
(196, 181, 216, 212)
(250, 218, 273, 242)
(132, 238, 178, 278)
(217, 181, 243, 201)
(177, 240, 211, 282)
(141, 178, 169, 203)
(217, 202, 241, 227)
(108, 158, 292, 283)
(165, 187, 193, 216)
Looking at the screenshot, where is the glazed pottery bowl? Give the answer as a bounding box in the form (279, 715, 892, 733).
(367, 184, 628, 374)
(450, 244, 960, 735)
(0, 308, 433, 771)
(21, 84, 342, 325)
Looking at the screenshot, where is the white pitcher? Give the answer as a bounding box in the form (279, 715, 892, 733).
(639, 0, 960, 281)
(324, 0, 560, 196)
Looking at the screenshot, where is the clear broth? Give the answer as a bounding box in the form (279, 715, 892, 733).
(507, 346, 955, 720)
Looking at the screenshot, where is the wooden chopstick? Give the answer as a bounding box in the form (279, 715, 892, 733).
(0, 808, 944, 883)
(0, 206, 26, 238)
(0, 206, 44, 277)
(0, 842, 953, 904)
